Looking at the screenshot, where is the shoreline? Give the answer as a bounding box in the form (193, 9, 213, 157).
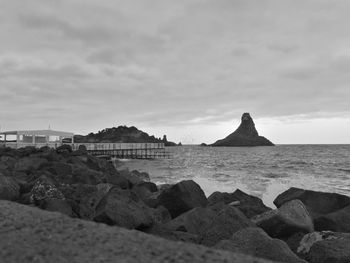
(0, 145, 349, 263)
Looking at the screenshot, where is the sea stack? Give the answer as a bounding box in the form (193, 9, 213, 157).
(212, 113, 274, 147)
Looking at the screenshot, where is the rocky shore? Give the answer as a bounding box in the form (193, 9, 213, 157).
(0, 146, 349, 263)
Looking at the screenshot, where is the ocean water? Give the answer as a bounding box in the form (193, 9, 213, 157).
(118, 145, 350, 208)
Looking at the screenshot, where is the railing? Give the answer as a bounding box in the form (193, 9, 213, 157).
(2, 142, 64, 149)
(71, 143, 165, 151)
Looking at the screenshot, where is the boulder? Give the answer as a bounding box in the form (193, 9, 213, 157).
(199, 205, 255, 246)
(14, 157, 48, 172)
(71, 166, 103, 185)
(105, 172, 130, 189)
(314, 205, 350, 232)
(94, 187, 154, 230)
(60, 184, 110, 220)
(146, 225, 200, 244)
(215, 227, 306, 263)
(56, 144, 72, 154)
(132, 182, 158, 204)
(30, 176, 65, 204)
(274, 187, 350, 216)
(39, 198, 74, 217)
(212, 113, 274, 147)
(208, 189, 271, 218)
(0, 175, 20, 201)
(252, 200, 314, 238)
(162, 206, 218, 235)
(157, 180, 208, 218)
(297, 231, 350, 263)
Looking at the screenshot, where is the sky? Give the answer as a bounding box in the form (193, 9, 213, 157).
(0, 0, 350, 144)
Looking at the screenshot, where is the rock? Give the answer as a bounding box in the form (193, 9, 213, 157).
(215, 227, 306, 263)
(94, 187, 154, 230)
(212, 113, 274, 147)
(253, 200, 314, 238)
(14, 157, 48, 172)
(30, 176, 65, 204)
(39, 198, 74, 217)
(118, 169, 146, 186)
(274, 187, 350, 216)
(71, 166, 103, 185)
(162, 206, 218, 235)
(151, 205, 172, 225)
(56, 144, 72, 154)
(60, 184, 110, 220)
(297, 231, 350, 263)
(0, 156, 16, 174)
(0, 200, 282, 263)
(0, 175, 20, 201)
(199, 205, 255, 246)
(157, 180, 208, 218)
(105, 172, 130, 189)
(146, 225, 200, 244)
(314, 205, 350, 232)
(208, 189, 271, 218)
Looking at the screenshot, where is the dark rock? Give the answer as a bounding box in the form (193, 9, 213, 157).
(314, 205, 350, 232)
(199, 205, 255, 246)
(157, 180, 208, 218)
(151, 205, 172, 225)
(162, 206, 218, 235)
(297, 231, 350, 263)
(200, 143, 208, 146)
(39, 198, 74, 217)
(252, 200, 314, 238)
(146, 225, 200, 244)
(274, 187, 350, 216)
(0, 175, 20, 201)
(14, 157, 48, 172)
(215, 227, 306, 263)
(212, 113, 274, 147)
(118, 169, 149, 186)
(60, 183, 110, 220)
(30, 176, 65, 204)
(71, 166, 103, 185)
(56, 144, 72, 154)
(105, 172, 130, 189)
(208, 189, 271, 218)
(132, 182, 158, 204)
(94, 187, 153, 229)
(0, 156, 16, 174)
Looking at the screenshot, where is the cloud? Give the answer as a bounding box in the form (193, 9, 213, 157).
(1, 0, 350, 143)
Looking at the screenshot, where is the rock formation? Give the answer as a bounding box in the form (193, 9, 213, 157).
(212, 113, 274, 147)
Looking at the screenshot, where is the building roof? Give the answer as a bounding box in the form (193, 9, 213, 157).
(0, 130, 74, 137)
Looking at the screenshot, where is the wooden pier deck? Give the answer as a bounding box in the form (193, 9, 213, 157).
(71, 143, 171, 159)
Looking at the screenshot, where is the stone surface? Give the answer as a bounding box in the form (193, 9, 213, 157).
(163, 206, 218, 235)
(274, 187, 350, 216)
(14, 157, 48, 172)
(314, 205, 350, 232)
(0, 175, 20, 201)
(157, 180, 208, 218)
(208, 189, 271, 218)
(200, 205, 255, 246)
(30, 176, 65, 204)
(39, 198, 74, 217)
(0, 200, 275, 263)
(212, 113, 274, 147)
(215, 227, 306, 263)
(94, 187, 154, 229)
(297, 231, 350, 263)
(253, 200, 314, 238)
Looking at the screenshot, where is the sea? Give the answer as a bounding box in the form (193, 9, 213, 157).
(118, 145, 350, 208)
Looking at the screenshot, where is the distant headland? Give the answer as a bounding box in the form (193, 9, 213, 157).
(74, 125, 180, 146)
(212, 113, 274, 147)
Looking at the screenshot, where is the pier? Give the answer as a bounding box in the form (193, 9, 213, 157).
(0, 130, 171, 159)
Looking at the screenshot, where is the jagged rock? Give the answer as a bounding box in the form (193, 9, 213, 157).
(56, 144, 72, 154)
(208, 189, 271, 218)
(215, 227, 306, 263)
(118, 169, 150, 186)
(199, 205, 255, 246)
(0, 174, 20, 201)
(0, 200, 284, 263)
(132, 182, 158, 204)
(297, 231, 350, 263)
(94, 187, 154, 229)
(60, 184, 110, 220)
(14, 157, 48, 172)
(212, 113, 274, 147)
(71, 166, 103, 185)
(314, 205, 350, 232)
(252, 200, 314, 238)
(105, 172, 130, 189)
(30, 176, 65, 204)
(157, 180, 208, 218)
(39, 198, 74, 217)
(274, 187, 350, 217)
(162, 206, 219, 235)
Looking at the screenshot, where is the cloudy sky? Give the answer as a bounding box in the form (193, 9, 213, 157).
(1, 0, 350, 144)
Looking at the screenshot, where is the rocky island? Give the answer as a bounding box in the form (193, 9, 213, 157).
(212, 113, 274, 147)
(0, 146, 349, 263)
(74, 125, 180, 146)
